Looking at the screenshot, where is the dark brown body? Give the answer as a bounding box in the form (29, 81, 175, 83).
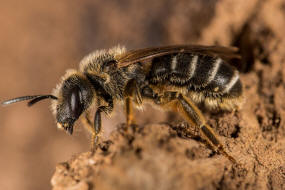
(3, 45, 243, 163)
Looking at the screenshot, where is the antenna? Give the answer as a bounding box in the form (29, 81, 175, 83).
(2, 95, 58, 107)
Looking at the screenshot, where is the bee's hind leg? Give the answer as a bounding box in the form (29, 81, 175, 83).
(155, 91, 236, 163)
(175, 93, 236, 163)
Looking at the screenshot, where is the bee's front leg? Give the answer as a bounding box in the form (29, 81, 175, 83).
(81, 111, 96, 150)
(91, 107, 103, 151)
(92, 105, 114, 152)
(81, 109, 103, 152)
(81, 105, 113, 152)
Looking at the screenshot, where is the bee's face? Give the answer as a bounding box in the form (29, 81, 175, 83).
(56, 86, 84, 134)
(53, 72, 94, 134)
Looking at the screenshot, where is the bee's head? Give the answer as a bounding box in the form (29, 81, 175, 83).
(51, 70, 94, 134)
(2, 70, 95, 135)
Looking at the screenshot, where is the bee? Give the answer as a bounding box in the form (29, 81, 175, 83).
(2, 45, 244, 163)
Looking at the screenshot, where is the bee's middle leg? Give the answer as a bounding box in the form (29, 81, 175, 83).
(125, 96, 135, 127)
(124, 80, 142, 129)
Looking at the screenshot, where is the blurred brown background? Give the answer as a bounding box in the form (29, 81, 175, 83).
(0, 1, 221, 189)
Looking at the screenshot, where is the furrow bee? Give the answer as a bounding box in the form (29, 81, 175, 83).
(2, 45, 244, 163)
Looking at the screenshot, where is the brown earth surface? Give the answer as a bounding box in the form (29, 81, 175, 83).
(51, 0, 285, 190)
(1, 0, 285, 190)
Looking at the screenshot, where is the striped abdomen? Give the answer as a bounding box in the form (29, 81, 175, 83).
(147, 53, 242, 98)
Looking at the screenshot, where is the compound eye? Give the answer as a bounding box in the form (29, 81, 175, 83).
(69, 86, 83, 119)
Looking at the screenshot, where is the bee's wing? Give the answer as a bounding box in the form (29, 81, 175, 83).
(117, 44, 241, 67)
